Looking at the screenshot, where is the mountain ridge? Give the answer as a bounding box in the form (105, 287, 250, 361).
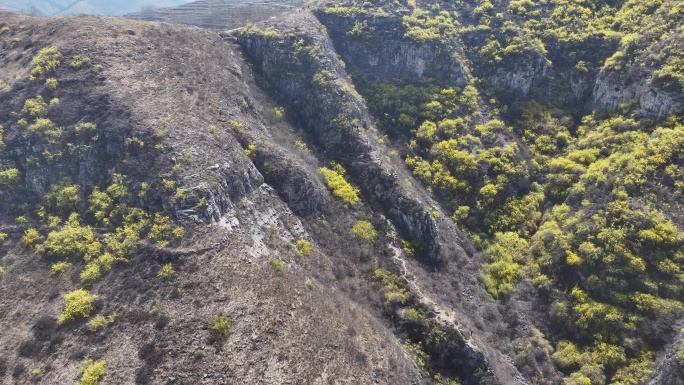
(1, 0, 684, 383)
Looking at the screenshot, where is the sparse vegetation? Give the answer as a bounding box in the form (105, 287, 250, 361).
(88, 314, 116, 332)
(75, 122, 96, 132)
(58, 289, 97, 324)
(79, 359, 106, 385)
(50, 261, 71, 275)
(0, 5, 682, 384)
(209, 315, 232, 345)
(30, 47, 61, 80)
(244, 143, 256, 158)
(319, 164, 359, 205)
(0, 168, 20, 187)
(158, 263, 175, 278)
(269, 259, 285, 276)
(22, 228, 40, 246)
(45, 78, 58, 90)
(351, 220, 377, 242)
(294, 140, 309, 152)
(296, 239, 312, 256)
(22, 96, 47, 116)
(70, 55, 92, 69)
(372, 269, 409, 308)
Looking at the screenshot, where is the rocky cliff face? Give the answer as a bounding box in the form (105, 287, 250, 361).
(316, 12, 468, 86)
(233, 13, 459, 265)
(589, 69, 683, 118)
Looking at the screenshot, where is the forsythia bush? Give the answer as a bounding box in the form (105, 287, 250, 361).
(79, 359, 106, 385)
(319, 165, 359, 205)
(58, 289, 97, 324)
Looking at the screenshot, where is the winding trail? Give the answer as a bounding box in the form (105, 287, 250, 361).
(386, 221, 474, 346)
(386, 220, 531, 385)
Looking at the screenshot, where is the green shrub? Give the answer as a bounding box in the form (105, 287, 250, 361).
(0, 168, 20, 187)
(158, 263, 175, 278)
(162, 179, 176, 190)
(209, 315, 232, 345)
(50, 261, 71, 275)
(0, 266, 4, 274)
(42, 181, 80, 213)
(79, 359, 106, 385)
(481, 232, 527, 298)
(305, 279, 316, 289)
(22, 228, 40, 246)
(229, 120, 244, 132)
(245, 143, 256, 158)
(70, 55, 92, 68)
(125, 137, 144, 147)
(351, 220, 377, 242)
(23, 96, 46, 116)
(372, 269, 409, 308)
(313, 70, 334, 86)
(88, 314, 116, 332)
(175, 187, 188, 201)
(80, 253, 121, 285)
(38, 221, 99, 260)
(194, 349, 205, 359)
(75, 122, 96, 132)
(150, 306, 161, 316)
(148, 213, 172, 242)
(553, 340, 584, 369)
(294, 140, 309, 151)
(406, 307, 425, 321)
(28, 118, 62, 139)
(0, 232, 7, 243)
(45, 77, 58, 90)
(58, 289, 97, 324)
(319, 166, 359, 205)
(172, 227, 184, 239)
(296, 239, 312, 256)
(30, 47, 61, 80)
(452, 206, 470, 222)
(270, 259, 285, 276)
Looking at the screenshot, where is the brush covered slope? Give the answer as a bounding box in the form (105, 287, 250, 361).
(232, 0, 684, 383)
(0, 13, 438, 385)
(260, 0, 683, 383)
(1, 0, 684, 383)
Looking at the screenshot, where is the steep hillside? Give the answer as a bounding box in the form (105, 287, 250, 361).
(0, 12, 435, 385)
(1, 0, 684, 383)
(280, 0, 684, 383)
